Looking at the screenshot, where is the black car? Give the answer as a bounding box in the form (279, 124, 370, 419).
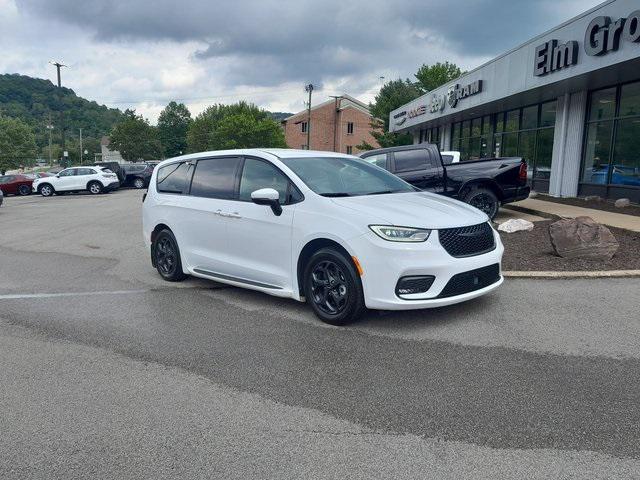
(121, 162, 157, 189)
(360, 144, 530, 219)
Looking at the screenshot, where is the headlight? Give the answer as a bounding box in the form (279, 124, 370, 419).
(369, 225, 431, 242)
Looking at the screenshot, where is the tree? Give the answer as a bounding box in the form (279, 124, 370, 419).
(158, 101, 191, 157)
(414, 61, 464, 94)
(109, 109, 162, 161)
(356, 79, 420, 150)
(0, 115, 37, 174)
(187, 101, 286, 152)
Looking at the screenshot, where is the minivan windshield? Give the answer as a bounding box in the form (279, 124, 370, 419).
(281, 156, 415, 197)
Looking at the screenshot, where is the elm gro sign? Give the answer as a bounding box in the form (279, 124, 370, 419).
(535, 9, 640, 76)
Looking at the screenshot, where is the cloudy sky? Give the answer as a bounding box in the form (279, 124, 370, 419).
(0, 0, 602, 123)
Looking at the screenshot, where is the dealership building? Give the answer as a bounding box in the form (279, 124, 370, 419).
(390, 0, 640, 202)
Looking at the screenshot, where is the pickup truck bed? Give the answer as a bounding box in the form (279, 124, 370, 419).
(360, 144, 530, 219)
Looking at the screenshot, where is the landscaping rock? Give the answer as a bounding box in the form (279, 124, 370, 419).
(498, 218, 535, 233)
(615, 198, 631, 208)
(584, 195, 603, 202)
(548, 216, 618, 260)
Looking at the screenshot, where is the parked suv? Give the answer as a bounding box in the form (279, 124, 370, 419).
(143, 149, 504, 325)
(33, 166, 120, 196)
(121, 162, 156, 189)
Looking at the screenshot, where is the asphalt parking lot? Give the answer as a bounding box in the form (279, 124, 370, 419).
(1, 189, 640, 479)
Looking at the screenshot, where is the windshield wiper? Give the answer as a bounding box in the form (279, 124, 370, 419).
(367, 190, 395, 195)
(319, 192, 352, 197)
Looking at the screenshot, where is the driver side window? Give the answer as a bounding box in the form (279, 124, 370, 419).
(58, 169, 76, 177)
(239, 159, 291, 205)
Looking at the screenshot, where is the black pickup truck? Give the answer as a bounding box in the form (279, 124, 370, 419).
(360, 144, 530, 219)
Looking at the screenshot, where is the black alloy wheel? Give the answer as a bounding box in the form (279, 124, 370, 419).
(153, 229, 187, 282)
(464, 187, 499, 219)
(18, 184, 31, 196)
(303, 248, 365, 325)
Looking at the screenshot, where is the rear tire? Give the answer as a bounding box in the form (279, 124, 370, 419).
(462, 186, 500, 220)
(18, 184, 31, 196)
(152, 229, 187, 282)
(133, 177, 145, 189)
(303, 247, 365, 325)
(38, 184, 54, 197)
(88, 181, 103, 195)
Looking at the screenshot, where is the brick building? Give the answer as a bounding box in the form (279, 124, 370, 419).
(281, 94, 380, 154)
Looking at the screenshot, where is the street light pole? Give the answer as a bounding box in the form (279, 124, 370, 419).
(305, 84, 314, 150)
(79, 128, 83, 164)
(46, 113, 54, 167)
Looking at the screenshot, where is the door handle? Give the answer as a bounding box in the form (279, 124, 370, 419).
(227, 212, 242, 219)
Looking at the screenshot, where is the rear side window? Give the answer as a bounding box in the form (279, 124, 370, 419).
(393, 149, 429, 172)
(76, 168, 95, 175)
(441, 154, 454, 165)
(362, 153, 387, 169)
(190, 157, 242, 199)
(157, 162, 190, 194)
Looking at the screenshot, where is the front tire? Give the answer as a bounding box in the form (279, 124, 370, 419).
(152, 229, 187, 282)
(303, 248, 365, 325)
(88, 181, 103, 195)
(133, 177, 145, 189)
(38, 184, 54, 197)
(462, 186, 500, 220)
(18, 184, 31, 196)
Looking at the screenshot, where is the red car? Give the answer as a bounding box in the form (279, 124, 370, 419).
(0, 174, 34, 196)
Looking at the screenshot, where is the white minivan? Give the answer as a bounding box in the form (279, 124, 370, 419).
(142, 149, 504, 325)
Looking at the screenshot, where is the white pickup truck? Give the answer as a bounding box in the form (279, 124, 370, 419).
(440, 151, 461, 164)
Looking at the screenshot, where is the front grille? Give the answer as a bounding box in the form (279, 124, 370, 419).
(438, 222, 496, 258)
(437, 264, 501, 298)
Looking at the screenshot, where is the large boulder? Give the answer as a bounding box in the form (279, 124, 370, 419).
(549, 216, 618, 260)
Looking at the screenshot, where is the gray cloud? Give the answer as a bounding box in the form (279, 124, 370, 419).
(15, 0, 601, 88)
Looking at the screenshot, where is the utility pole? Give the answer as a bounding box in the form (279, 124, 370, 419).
(50, 61, 67, 165)
(305, 84, 314, 150)
(46, 113, 54, 167)
(79, 128, 83, 164)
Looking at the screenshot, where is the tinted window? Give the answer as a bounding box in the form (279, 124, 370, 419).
(58, 169, 76, 177)
(190, 157, 241, 199)
(393, 149, 428, 172)
(76, 168, 95, 175)
(362, 153, 387, 168)
(441, 154, 454, 165)
(239, 159, 291, 204)
(157, 162, 191, 194)
(589, 87, 616, 121)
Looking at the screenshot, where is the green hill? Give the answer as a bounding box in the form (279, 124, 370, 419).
(0, 73, 123, 158)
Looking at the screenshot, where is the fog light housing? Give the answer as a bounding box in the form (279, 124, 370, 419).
(395, 275, 435, 297)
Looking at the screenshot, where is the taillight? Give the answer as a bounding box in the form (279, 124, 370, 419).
(518, 162, 527, 183)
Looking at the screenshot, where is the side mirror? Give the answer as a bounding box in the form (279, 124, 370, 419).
(251, 188, 282, 216)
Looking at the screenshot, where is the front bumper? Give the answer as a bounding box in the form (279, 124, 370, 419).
(351, 228, 504, 310)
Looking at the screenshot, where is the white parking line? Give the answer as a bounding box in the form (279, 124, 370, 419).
(0, 289, 149, 300)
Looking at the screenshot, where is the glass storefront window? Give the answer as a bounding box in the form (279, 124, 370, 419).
(619, 82, 640, 118)
(462, 120, 471, 137)
(482, 115, 493, 136)
(469, 137, 481, 160)
(582, 122, 613, 183)
(471, 118, 481, 136)
(540, 101, 557, 127)
(611, 118, 640, 187)
(495, 113, 505, 133)
(502, 132, 518, 156)
(505, 110, 519, 132)
(521, 105, 538, 130)
(589, 87, 616, 121)
(535, 128, 554, 180)
(519, 130, 536, 178)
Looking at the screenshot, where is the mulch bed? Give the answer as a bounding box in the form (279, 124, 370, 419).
(534, 194, 640, 217)
(498, 220, 640, 271)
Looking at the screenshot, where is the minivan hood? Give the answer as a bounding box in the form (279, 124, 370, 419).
(330, 191, 488, 229)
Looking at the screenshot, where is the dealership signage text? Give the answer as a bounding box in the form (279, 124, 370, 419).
(535, 9, 640, 76)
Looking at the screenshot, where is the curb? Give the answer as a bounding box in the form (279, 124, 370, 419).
(503, 270, 640, 278)
(501, 204, 558, 220)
